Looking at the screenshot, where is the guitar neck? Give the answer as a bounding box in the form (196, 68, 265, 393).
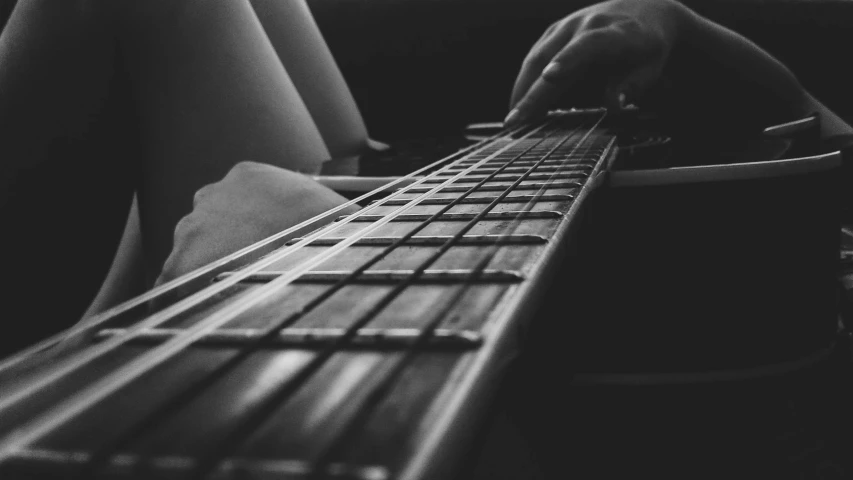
(0, 110, 616, 480)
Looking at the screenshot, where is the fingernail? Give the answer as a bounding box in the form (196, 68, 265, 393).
(542, 61, 561, 78)
(504, 108, 522, 127)
(618, 92, 627, 109)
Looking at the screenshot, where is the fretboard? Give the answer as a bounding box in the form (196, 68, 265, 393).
(0, 110, 616, 480)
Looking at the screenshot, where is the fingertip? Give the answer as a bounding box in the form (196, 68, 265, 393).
(508, 96, 520, 112)
(503, 108, 523, 128)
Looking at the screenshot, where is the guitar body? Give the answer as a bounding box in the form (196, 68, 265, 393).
(570, 126, 842, 381)
(0, 110, 843, 480)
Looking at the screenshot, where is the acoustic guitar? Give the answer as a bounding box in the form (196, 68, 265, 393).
(0, 109, 844, 479)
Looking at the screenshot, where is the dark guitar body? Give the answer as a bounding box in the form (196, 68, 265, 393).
(571, 159, 841, 376)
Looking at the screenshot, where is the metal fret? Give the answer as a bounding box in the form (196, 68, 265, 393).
(456, 158, 599, 165)
(422, 172, 586, 183)
(379, 194, 573, 205)
(465, 149, 604, 157)
(443, 165, 593, 174)
(338, 211, 564, 222)
(463, 152, 603, 160)
(404, 182, 581, 193)
(7, 449, 390, 480)
(95, 327, 483, 350)
(216, 269, 526, 284)
(286, 234, 548, 247)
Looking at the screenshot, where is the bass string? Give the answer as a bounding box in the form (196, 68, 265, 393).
(399, 120, 618, 480)
(306, 114, 608, 477)
(76, 121, 577, 479)
(0, 126, 513, 378)
(0, 120, 557, 465)
(185, 116, 604, 479)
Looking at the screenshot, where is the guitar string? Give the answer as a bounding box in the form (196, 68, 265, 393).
(74, 122, 573, 479)
(1, 115, 592, 476)
(0, 139, 512, 436)
(312, 128, 608, 479)
(0, 121, 555, 465)
(0, 128, 510, 377)
(396, 120, 617, 480)
(0, 131, 514, 413)
(185, 116, 603, 479)
(306, 115, 607, 478)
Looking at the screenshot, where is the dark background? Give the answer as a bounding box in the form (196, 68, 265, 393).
(305, 0, 853, 139)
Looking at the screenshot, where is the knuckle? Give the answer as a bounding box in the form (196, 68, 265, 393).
(608, 20, 634, 39)
(192, 184, 213, 206)
(581, 12, 616, 29)
(578, 28, 612, 45)
(617, 18, 643, 34)
(523, 50, 552, 71)
(230, 160, 261, 178)
(546, 17, 568, 35)
(563, 14, 583, 33)
(543, 21, 559, 36)
(235, 160, 257, 169)
(173, 214, 199, 240)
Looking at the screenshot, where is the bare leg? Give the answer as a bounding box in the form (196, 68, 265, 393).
(114, 0, 331, 283)
(249, 0, 370, 159)
(0, 0, 137, 355)
(86, 0, 366, 313)
(81, 194, 145, 319)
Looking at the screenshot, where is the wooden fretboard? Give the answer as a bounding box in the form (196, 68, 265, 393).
(0, 111, 616, 480)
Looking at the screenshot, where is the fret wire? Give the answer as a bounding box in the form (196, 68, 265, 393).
(76, 123, 572, 478)
(0, 123, 560, 468)
(310, 252, 499, 477)
(340, 211, 565, 222)
(309, 112, 609, 475)
(187, 121, 591, 479)
(404, 182, 582, 194)
(0, 126, 514, 379)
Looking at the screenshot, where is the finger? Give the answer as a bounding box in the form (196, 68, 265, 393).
(192, 183, 214, 208)
(532, 20, 561, 51)
(605, 64, 662, 110)
(509, 18, 579, 109)
(507, 28, 635, 126)
(509, 12, 634, 110)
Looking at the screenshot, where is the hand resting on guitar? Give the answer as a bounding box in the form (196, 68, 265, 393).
(156, 161, 360, 286)
(507, 0, 852, 140)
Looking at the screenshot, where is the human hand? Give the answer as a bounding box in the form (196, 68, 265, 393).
(157, 161, 360, 285)
(508, 0, 680, 124)
(508, 0, 808, 135)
